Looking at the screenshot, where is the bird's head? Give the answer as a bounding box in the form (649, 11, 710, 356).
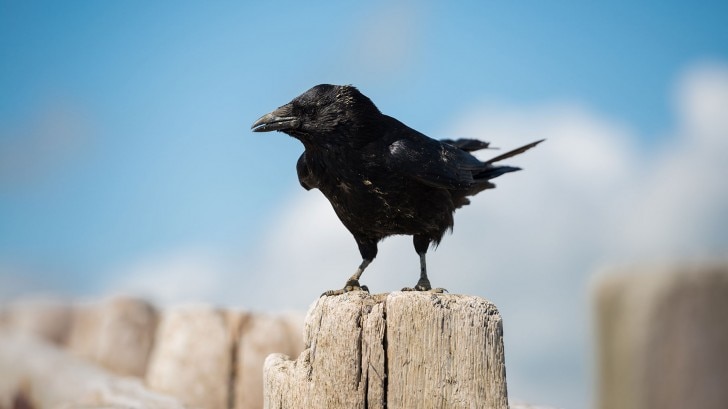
(251, 84, 381, 146)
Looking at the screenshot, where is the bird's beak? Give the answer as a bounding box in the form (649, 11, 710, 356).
(251, 104, 300, 133)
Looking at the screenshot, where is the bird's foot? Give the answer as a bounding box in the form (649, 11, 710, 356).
(401, 286, 447, 293)
(321, 279, 370, 297)
(401, 278, 447, 293)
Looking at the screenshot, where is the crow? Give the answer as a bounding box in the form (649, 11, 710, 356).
(252, 84, 542, 295)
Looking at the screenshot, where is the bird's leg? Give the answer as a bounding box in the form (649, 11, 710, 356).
(321, 239, 377, 296)
(415, 252, 433, 290)
(322, 259, 372, 296)
(402, 235, 446, 293)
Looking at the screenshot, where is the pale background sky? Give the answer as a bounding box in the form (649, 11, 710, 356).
(2, 2, 727, 408)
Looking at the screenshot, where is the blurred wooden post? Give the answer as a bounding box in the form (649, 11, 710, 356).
(0, 330, 185, 409)
(0, 297, 73, 345)
(236, 312, 304, 409)
(67, 296, 159, 377)
(145, 304, 242, 409)
(145, 305, 305, 409)
(594, 262, 728, 409)
(264, 291, 509, 409)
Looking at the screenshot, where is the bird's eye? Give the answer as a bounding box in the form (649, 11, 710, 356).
(304, 105, 316, 117)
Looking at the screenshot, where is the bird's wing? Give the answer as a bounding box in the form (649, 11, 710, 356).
(296, 151, 317, 190)
(385, 137, 486, 190)
(440, 138, 491, 152)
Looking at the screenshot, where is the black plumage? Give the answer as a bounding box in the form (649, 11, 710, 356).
(252, 84, 542, 295)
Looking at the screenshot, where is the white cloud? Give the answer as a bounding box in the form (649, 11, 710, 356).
(675, 62, 728, 140)
(105, 248, 233, 307)
(612, 62, 728, 260)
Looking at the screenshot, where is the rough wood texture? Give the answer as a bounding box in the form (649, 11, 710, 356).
(0, 330, 185, 409)
(594, 262, 728, 409)
(264, 291, 508, 409)
(66, 296, 159, 377)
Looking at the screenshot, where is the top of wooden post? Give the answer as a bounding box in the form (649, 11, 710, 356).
(265, 291, 509, 409)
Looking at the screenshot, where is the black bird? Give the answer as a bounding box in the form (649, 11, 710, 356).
(252, 84, 542, 295)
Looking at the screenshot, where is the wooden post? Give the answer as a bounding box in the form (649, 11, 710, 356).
(594, 262, 728, 409)
(145, 305, 304, 409)
(0, 330, 185, 409)
(0, 296, 72, 345)
(264, 291, 509, 409)
(235, 312, 304, 409)
(145, 304, 242, 409)
(67, 296, 159, 377)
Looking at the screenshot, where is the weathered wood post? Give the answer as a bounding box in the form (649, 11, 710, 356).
(594, 262, 728, 409)
(264, 291, 509, 409)
(0, 330, 185, 409)
(145, 305, 305, 409)
(145, 304, 243, 409)
(67, 296, 159, 377)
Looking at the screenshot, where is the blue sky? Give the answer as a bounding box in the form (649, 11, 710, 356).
(2, 0, 726, 284)
(2, 1, 728, 407)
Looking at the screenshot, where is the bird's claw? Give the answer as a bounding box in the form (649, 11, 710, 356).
(401, 278, 447, 293)
(401, 286, 448, 293)
(321, 279, 370, 297)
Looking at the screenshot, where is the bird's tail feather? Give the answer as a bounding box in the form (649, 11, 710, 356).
(476, 165, 521, 180)
(484, 139, 545, 164)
